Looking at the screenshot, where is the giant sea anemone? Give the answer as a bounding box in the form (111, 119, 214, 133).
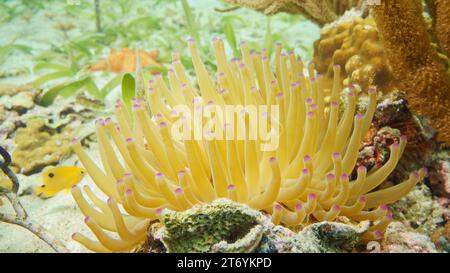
(70, 38, 426, 252)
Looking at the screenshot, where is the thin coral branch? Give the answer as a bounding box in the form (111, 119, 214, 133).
(0, 146, 68, 253)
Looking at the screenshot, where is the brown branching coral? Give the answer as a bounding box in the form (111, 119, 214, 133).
(222, 0, 364, 25)
(426, 0, 450, 58)
(371, 0, 450, 145)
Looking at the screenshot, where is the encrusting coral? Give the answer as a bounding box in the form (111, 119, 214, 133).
(371, 0, 450, 145)
(70, 38, 426, 252)
(313, 15, 393, 92)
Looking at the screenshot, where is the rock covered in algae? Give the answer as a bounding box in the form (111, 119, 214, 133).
(381, 222, 438, 253)
(390, 184, 444, 235)
(151, 199, 369, 253)
(12, 119, 73, 174)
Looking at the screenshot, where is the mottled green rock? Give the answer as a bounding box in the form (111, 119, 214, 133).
(154, 199, 370, 253)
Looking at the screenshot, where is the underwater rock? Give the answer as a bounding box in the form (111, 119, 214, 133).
(428, 160, 450, 198)
(12, 119, 73, 174)
(390, 184, 443, 235)
(371, 0, 450, 145)
(355, 126, 400, 178)
(149, 199, 369, 253)
(287, 221, 369, 253)
(0, 84, 35, 97)
(381, 221, 438, 253)
(430, 221, 450, 252)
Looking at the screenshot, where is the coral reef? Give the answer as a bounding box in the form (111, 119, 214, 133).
(313, 15, 393, 92)
(12, 119, 73, 174)
(371, 0, 450, 145)
(222, 0, 365, 25)
(70, 39, 425, 252)
(89, 48, 161, 73)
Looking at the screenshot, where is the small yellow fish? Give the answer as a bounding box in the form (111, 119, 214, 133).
(34, 166, 86, 198)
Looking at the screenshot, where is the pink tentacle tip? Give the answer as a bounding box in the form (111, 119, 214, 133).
(326, 173, 336, 181)
(156, 208, 164, 215)
(391, 142, 400, 149)
(307, 111, 314, 118)
(359, 195, 367, 202)
(71, 185, 78, 190)
(358, 165, 367, 172)
(303, 155, 311, 162)
(156, 172, 164, 178)
(412, 171, 420, 179)
(310, 104, 318, 109)
(125, 189, 133, 195)
(70, 138, 77, 143)
(334, 64, 341, 69)
(126, 137, 133, 142)
(107, 197, 114, 203)
(274, 203, 283, 211)
(368, 87, 377, 93)
(295, 204, 303, 211)
(269, 157, 277, 163)
(374, 230, 384, 239)
(175, 188, 183, 194)
(356, 113, 364, 119)
(116, 180, 123, 185)
(332, 204, 341, 211)
(159, 122, 167, 127)
(332, 152, 341, 159)
(276, 92, 284, 98)
(308, 193, 316, 199)
(420, 167, 428, 176)
(178, 170, 186, 175)
(306, 98, 314, 104)
(340, 173, 349, 180)
(302, 168, 309, 175)
(386, 214, 394, 221)
(133, 103, 141, 109)
(124, 173, 132, 177)
(400, 135, 408, 142)
(84, 217, 91, 223)
(227, 184, 236, 191)
(330, 101, 338, 107)
(379, 204, 389, 211)
(310, 77, 316, 82)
